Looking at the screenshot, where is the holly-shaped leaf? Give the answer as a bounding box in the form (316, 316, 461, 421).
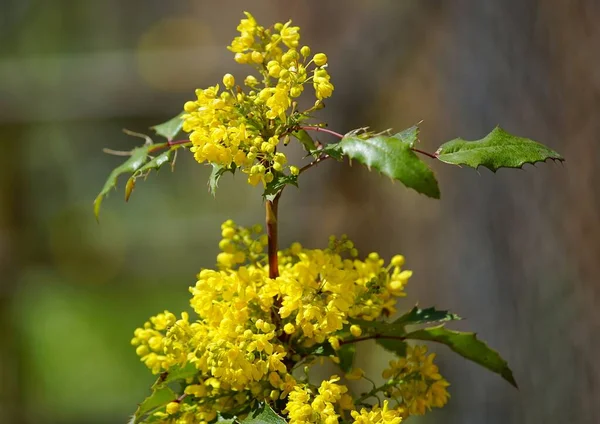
(292, 129, 316, 152)
(151, 112, 185, 141)
(94, 145, 151, 221)
(132, 386, 176, 423)
(240, 404, 287, 424)
(376, 338, 408, 358)
(436, 126, 564, 171)
(161, 362, 198, 385)
(264, 173, 298, 198)
(340, 127, 440, 198)
(394, 306, 461, 326)
(209, 164, 236, 196)
(125, 150, 174, 201)
(405, 325, 517, 387)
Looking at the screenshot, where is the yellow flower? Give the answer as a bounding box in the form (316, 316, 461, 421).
(351, 401, 403, 424)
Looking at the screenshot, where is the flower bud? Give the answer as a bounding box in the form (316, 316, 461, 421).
(244, 75, 258, 87)
(166, 402, 180, 415)
(251, 51, 264, 64)
(313, 53, 328, 66)
(391, 254, 405, 268)
(222, 73, 235, 89)
(350, 325, 362, 337)
(300, 46, 311, 57)
(183, 101, 197, 112)
(234, 52, 248, 64)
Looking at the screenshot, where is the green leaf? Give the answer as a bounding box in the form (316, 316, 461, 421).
(405, 325, 517, 387)
(240, 404, 286, 424)
(208, 164, 236, 197)
(340, 128, 440, 198)
(133, 386, 176, 423)
(94, 145, 151, 221)
(338, 343, 356, 373)
(162, 362, 198, 385)
(151, 112, 185, 141)
(393, 125, 419, 148)
(125, 150, 173, 201)
(394, 306, 461, 326)
(310, 142, 345, 161)
(436, 126, 564, 171)
(264, 173, 298, 197)
(292, 129, 316, 152)
(376, 338, 407, 358)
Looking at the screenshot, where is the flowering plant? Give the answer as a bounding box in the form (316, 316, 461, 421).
(95, 12, 563, 424)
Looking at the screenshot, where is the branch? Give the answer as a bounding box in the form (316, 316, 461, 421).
(148, 139, 191, 153)
(339, 334, 405, 346)
(299, 154, 332, 174)
(299, 126, 344, 139)
(411, 148, 438, 159)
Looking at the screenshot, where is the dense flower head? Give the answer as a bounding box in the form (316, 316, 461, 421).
(381, 346, 451, 416)
(182, 12, 333, 187)
(131, 220, 449, 423)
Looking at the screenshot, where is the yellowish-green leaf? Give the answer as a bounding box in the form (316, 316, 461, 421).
(126, 150, 173, 201)
(133, 386, 176, 423)
(94, 145, 151, 221)
(240, 404, 286, 424)
(151, 112, 185, 141)
(436, 126, 564, 171)
(405, 325, 517, 387)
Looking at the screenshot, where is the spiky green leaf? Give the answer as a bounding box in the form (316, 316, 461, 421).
(125, 150, 173, 201)
(405, 325, 517, 387)
(209, 164, 236, 197)
(394, 306, 461, 326)
(340, 128, 440, 198)
(151, 112, 185, 141)
(161, 362, 198, 385)
(264, 173, 298, 197)
(133, 386, 176, 423)
(293, 129, 316, 152)
(240, 404, 286, 424)
(376, 338, 408, 358)
(94, 145, 151, 221)
(436, 126, 564, 171)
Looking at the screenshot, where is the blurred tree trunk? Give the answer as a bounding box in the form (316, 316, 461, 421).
(321, 1, 600, 423)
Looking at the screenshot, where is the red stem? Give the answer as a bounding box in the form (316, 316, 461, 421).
(412, 148, 438, 159)
(148, 139, 191, 153)
(299, 126, 344, 139)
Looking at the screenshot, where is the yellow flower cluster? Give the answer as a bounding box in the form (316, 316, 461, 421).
(182, 12, 333, 187)
(381, 346, 451, 415)
(350, 401, 403, 424)
(131, 221, 447, 423)
(285, 377, 352, 424)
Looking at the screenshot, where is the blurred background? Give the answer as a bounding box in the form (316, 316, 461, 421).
(1, 0, 598, 423)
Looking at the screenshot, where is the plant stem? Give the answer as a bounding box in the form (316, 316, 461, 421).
(299, 126, 344, 139)
(266, 198, 279, 278)
(411, 148, 438, 159)
(148, 140, 192, 154)
(339, 334, 406, 346)
(299, 154, 332, 174)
